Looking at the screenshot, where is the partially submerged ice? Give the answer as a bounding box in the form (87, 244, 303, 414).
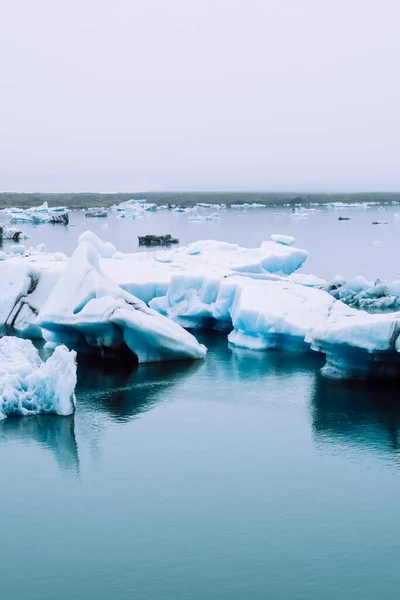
(306, 302, 400, 379)
(0, 337, 76, 419)
(2, 230, 400, 379)
(37, 234, 206, 363)
(2, 201, 69, 224)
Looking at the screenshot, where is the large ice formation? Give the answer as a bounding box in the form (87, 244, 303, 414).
(0, 337, 76, 419)
(1, 230, 400, 379)
(37, 235, 207, 363)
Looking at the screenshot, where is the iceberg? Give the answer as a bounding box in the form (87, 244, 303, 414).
(3, 230, 400, 380)
(231, 203, 266, 209)
(111, 198, 158, 217)
(306, 302, 400, 380)
(0, 225, 25, 242)
(0, 337, 76, 419)
(37, 234, 207, 363)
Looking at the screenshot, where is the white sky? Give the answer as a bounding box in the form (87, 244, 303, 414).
(1, 0, 400, 192)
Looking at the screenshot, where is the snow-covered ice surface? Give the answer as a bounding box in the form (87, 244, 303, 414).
(0, 337, 76, 419)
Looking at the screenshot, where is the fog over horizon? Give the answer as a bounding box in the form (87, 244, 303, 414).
(1, 0, 399, 193)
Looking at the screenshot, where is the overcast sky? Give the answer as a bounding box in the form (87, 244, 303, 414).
(1, 0, 399, 192)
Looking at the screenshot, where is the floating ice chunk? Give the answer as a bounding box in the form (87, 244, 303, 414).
(78, 231, 116, 258)
(328, 202, 370, 209)
(189, 213, 221, 222)
(38, 236, 207, 363)
(0, 252, 7, 261)
(0, 337, 76, 419)
(111, 199, 158, 217)
(231, 203, 266, 209)
(306, 302, 400, 379)
(270, 234, 295, 246)
(373, 240, 383, 248)
(0, 226, 25, 241)
(195, 203, 226, 210)
(9, 203, 69, 224)
(290, 207, 318, 218)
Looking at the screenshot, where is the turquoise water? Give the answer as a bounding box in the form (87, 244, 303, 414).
(2, 207, 400, 599)
(1, 333, 400, 600)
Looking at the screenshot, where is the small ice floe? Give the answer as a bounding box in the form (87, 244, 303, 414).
(0, 226, 27, 241)
(85, 210, 108, 218)
(189, 213, 221, 222)
(328, 202, 370, 209)
(231, 203, 266, 209)
(270, 234, 295, 246)
(290, 207, 318, 218)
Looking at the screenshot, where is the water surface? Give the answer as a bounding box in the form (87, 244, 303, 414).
(1, 208, 400, 599)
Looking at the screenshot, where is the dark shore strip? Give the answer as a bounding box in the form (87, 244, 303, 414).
(1, 191, 399, 210)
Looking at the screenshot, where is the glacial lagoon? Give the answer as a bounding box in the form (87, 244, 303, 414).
(1, 204, 400, 599)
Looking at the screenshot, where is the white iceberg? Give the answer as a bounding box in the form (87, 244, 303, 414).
(231, 203, 266, 209)
(270, 234, 295, 246)
(111, 198, 158, 218)
(306, 302, 400, 379)
(0, 337, 76, 419)
(7, 202, 69, 224)
(37, 234, 207, 363)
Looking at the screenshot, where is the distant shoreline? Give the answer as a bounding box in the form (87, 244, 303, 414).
(1, 191, 399, 209)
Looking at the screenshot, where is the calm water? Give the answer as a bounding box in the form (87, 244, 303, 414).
(2, 203, 400, 280)
(1, 207, 400, 599)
